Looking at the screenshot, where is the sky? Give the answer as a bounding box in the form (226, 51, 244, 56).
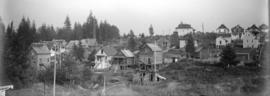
(0, 0, 268, 35)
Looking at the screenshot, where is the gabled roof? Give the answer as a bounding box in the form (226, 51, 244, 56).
(231, 25, 244, 35)
(146, 43, 162, 51)
(102, 46, 118, 56)
(32, 44, 50, 54)
(247, 24, 259, 30)
(121, 49, 134, 57)
(217, 24, 229, 30)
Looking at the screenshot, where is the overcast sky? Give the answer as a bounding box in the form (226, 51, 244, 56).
(0, 0, 268, 35)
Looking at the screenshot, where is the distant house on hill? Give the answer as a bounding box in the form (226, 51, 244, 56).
(241, 32, 259, 48)
(216, 24, 230, 33)
(231, 25, 244, 40)
(246, 25, 261, 36)
(30, 43, 51, 71)
(94, 46, 117, 70)
(175, 22, 194, 36)
(215, 36, 232, 48)
(156, 37, 170, 50)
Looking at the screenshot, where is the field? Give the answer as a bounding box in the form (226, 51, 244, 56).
(6, 58, 269, 96)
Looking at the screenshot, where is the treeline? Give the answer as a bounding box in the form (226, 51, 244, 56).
(38, 12, 120, 42)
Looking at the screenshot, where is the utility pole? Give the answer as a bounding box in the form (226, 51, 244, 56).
(53, 61, 56, 96)
(154, 40, 157, 82)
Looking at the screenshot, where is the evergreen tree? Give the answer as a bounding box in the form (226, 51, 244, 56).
(149, 24, 154, 37)
(4, 18, 37, 88)
(127, 37, 137, 51)
(170, 31, 179, 48)
(220, 45, 237, 68)
(72, 42, 85, 61)
(185, 34, 195, 58)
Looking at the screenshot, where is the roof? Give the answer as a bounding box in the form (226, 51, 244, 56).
(146, 43, 162, 51)
(217, 24, 229, 30)
(164, 49, 185, 58)
(102, 46, 118, 56)
(32, 45, 50, 54)
(66, 40, 79, 48)
(259, 24, 268, 30)
(121, 49, 134, 57)
(234, 48, 256, 54)
(231, 25, 244, 35)
(81, 38, 97, 46)
(247, 24, 259, 30)
(176, 22, 193, 29)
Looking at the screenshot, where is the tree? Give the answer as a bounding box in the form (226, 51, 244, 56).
(185, 34, 195, 58)
(64, 16, 71, 30)
(72, 41, 85, 61)
(170, 31, 179, 48)
(129, 29, 135, 38)
(4, 18, 37, 88)
(127, 37, 137, 51)
(149, 24, 154, 37)
(220, 45, 237, 68)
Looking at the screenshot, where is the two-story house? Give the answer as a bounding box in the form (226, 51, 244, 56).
(241, 31, 259, 48)
(175, 22, 194, 36)
(231, 25, 244, 40)
(30, 43, 51, 71)
(113, 49, 135, 70)
(94, 46, 117, 70)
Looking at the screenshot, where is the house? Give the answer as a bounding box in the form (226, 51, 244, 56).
(66, 40, 80, 51)
(80, 38, 98, 48)
(156, 37, 170, 50)
(175, 22, 194, 36)
(235, 48, 256, 64)
(30, 43, 51, 71)
(94, 46, 117, 70)
(179, 39, 198, 48)
(163, 49, 186, 63)
(138, 43, 163, 65)
(0, 85, 13, 96)
(215, 36, 232, 48)
(195, 47, 221, 59)
(216, 24, 230, 33)
(113, 49, 135, 70)
(246, 25, 261, 37)
(231, 25, 244, 40)
(241, 32, 259, 48)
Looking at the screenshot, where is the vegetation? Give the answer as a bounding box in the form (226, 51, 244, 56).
(185, 34, 195, 58)
(4, 18, 38, 88)
(220, 45, 237, 68)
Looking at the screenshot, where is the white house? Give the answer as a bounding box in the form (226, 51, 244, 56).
(215, 36, 232, 48)
(0, 85, 13, 96)
(94, 46, 117, 70)
(216, 24, 230, 33)
(241, 32, 259, 48)
(175, 22, 194, 36)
